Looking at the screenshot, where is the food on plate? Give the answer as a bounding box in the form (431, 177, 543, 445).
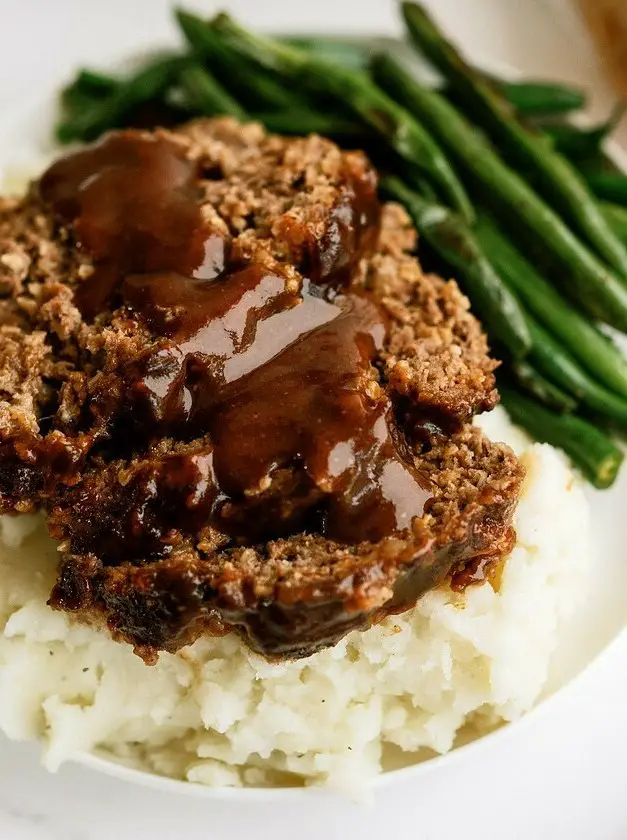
(56, 3, 627, 488)
(0, 118, 523, 661)
(0, 413, 588, 791)
(0, 0, 620, 792)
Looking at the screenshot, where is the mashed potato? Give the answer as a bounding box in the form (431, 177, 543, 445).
(0, 408, 589, 794)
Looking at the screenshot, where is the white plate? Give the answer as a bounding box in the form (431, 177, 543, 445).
(0, 22, 626, 803)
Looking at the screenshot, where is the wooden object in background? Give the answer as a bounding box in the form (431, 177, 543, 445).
(579, 0, 627, 94)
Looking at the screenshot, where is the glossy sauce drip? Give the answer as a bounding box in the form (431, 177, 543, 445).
(39, 132, 223, 317)
(39, 131, 432, 549)
(313, 165, 381, 287)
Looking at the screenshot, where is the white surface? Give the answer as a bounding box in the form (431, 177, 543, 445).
(0, 0, 626, 837)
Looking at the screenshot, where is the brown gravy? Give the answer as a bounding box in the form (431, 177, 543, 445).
(39, 131, 432, 553)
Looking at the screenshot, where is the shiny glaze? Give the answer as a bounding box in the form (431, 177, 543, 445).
(39, 132, 216, 317)
(39, 131, 432, 558)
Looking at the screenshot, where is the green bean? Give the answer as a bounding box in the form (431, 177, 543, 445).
(602, 201, 627, 243)
(401, 2, 627, 278)
(179, 63, 247, 118)
(509, 361, 578, 413)
(62, 69, 119, 112)
(280, 36, 370, 70)
(584, 170, 627, 206)
(498, 80, 586, 117)
(56, 55, 186, 143)
(60, 71, 120, 124)
(475, 213, 627, 396)
(176, 10, 303, 111)
(370, 52, 627, 330)
(542, 105, 624, 161)
(256, 109, 369, 140)
(527, 318, 627, 424)
(499, 386, 623, 488)
(380, 176, 531, 357)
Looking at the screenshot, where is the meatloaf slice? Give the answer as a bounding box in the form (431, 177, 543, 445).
(0, 120, 497, 516)
(49, 424, 521, 660)
(0, 117, 521, 661)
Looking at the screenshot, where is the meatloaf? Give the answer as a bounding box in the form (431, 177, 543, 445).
(0, 117, 524, 661)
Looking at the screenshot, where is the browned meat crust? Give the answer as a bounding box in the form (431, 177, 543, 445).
(49, 424, 520, 660)
(0, 118, 521, 661)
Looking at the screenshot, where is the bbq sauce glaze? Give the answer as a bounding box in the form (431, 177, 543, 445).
(39, 131, 432, 554)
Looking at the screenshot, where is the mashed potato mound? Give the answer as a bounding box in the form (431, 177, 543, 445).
(0, 408, 589, 794)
